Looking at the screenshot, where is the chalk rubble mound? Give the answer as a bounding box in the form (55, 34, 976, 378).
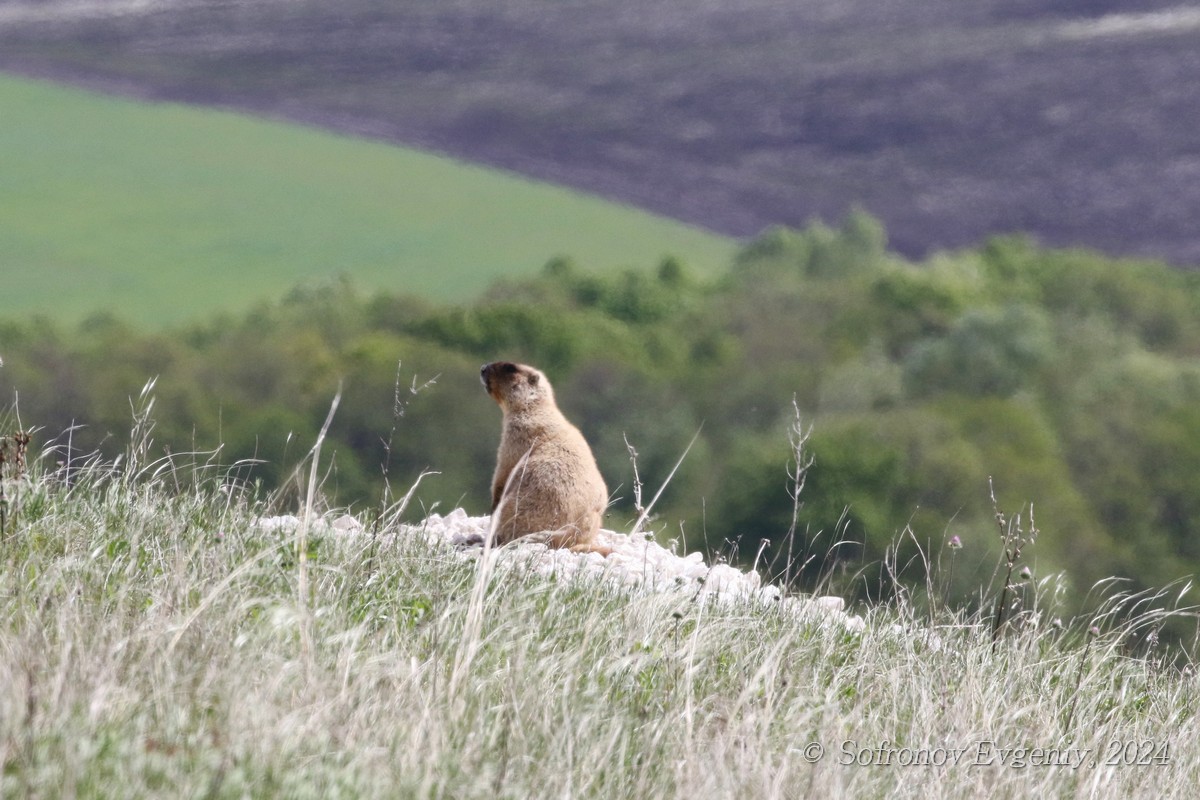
(256, 509, 865, 632)
(415, 509, 864, 632)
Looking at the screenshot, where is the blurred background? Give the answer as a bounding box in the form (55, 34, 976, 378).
(3, 0, 1200, 626)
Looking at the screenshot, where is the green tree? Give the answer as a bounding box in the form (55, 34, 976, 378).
(904, 304, 1050, 398)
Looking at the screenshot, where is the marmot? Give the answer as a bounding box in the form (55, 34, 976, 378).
(480, 361, 612, 556)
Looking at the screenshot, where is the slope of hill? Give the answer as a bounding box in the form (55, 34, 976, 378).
(1, 0, 1197, 265)
(0, 461, 1194, 797)
(0, 74, 734, 326)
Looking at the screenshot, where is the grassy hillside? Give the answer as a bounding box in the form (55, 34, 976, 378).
(0, 455, 1195, 797)
(0, 74, 735, 326)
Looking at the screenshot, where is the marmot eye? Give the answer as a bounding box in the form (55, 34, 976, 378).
(503, 364, 518, 374)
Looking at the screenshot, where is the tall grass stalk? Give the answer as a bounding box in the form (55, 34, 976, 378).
(989, 477, 1037, 651)
(629, 426, 702, 538)
(297, 388, 342, 669)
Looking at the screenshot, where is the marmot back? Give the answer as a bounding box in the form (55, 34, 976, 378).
(480, 361, 611, 556)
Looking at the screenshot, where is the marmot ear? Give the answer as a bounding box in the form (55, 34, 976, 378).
(528, 372, 540, 386)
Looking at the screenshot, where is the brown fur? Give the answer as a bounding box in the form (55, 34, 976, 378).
(480, 361, 612, 556)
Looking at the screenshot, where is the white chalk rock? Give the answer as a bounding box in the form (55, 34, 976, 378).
(257, 508, 865, 633)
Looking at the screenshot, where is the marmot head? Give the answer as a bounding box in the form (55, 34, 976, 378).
(480, 361, 555, 413)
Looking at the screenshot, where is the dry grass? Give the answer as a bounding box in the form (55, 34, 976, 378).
(1, 428, 1198, 799)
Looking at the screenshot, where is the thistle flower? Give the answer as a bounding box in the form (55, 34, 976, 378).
(948, 535, 962, 550)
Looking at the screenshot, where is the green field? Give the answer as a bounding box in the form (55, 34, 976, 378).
(0, 74, 736, 326)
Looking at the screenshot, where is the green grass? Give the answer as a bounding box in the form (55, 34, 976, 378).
(0, 74, 736, 327)
(2, 427, 1198, 798)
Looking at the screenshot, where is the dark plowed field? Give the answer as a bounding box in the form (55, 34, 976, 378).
(4, 0, 1198, 264)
